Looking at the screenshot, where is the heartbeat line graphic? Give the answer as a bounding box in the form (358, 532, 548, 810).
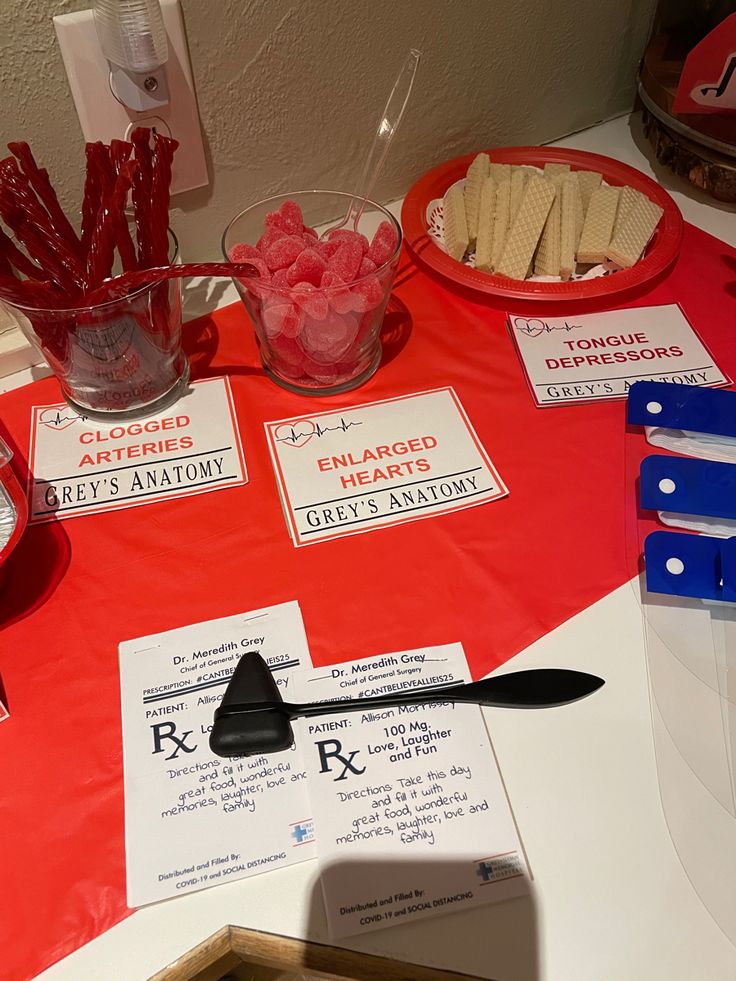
(275, 417, 363, 446)
(514, 319, 582, 338)
(39, 410, 88, 428)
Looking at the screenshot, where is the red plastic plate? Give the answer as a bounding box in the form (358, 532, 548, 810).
(401, 146, 684, 301)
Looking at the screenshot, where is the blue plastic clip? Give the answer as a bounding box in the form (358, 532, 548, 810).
(628, 381, 736, 437)
(640, 455, 736, 520)
(644, 530, 736, 601)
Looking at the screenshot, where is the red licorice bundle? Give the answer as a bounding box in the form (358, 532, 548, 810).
(149, 132, 179, 265)
(86, 159, 138, 289)
(0, 226, 45, 281)
(8, 141, 82, 256)
(0, 157, 86, 295)
(0, 133, 264, 322)
(108, 140, 138, 273)
(130, 127, 154, 268)
(0, 189, 80, 296)
(81, 143, 104, 259)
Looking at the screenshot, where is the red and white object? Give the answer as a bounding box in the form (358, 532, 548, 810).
(402, 146, 683, 302)
(0, 432, 28, 580)
(674, 14, 736, 115)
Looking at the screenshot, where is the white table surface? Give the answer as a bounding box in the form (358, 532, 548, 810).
(33, 113, 736, 981)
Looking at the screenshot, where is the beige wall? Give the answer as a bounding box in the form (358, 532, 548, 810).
(1, 0, 656, 261)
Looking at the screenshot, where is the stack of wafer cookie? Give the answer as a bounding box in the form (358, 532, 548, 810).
(441, 155, 664, 281)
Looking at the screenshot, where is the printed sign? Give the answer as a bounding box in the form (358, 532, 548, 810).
(28, 376, 246, 523)
(509, 304, 728, 407)
(264, 388, 508, 546)
(673, 14, 736, 114)
(295, 643, 528, 937)
(119, 601, 316, 907)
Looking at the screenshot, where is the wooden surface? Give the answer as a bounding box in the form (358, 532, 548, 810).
(151, 926, 489, 981)
(641, 104, 736, 202)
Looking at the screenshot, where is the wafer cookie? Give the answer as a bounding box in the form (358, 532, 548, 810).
(607, 196, 663, 267)
(577, 186, 620, 264)
(490, 179, 511, 270)
(544, 163, 570, 181)
(489, 162, 511, 184)
(534, 181, 561, 276)
(474, 176, 497, 272)
(613, 186, 644, 237)
(567, 173, 584, 246)
(497, 175, 555, 280)
(443, 183, 469, 261)
(464, 153, 490, 243)
(559, 176, 577, 280)
(510, 168, 528, 223)
(577, 170, 602, 212)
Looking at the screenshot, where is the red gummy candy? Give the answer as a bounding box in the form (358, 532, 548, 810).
(278, 199, 304, 236)
(292, 281, 329, 321)
(328, 240, 363, 283)
(263, 200, 304, 236)
(358, 256, 377, 276)
(263, 234, 304, 271)
(366, 220, 399, 266)
(285, 248, 326, 287)
(262, 301, 304, 340)
(269, 335, 307, 377)
(350, 275, 384, 312)
(271, 268, 290, 288)
(314, 238, 342, 262)
(257, 225, 288, 253)
(229, 242, 261, 262)
(320, 270, 354, 314)
(303, 226, 318, 241)
(327, 228, 369, 253)
(300, 311, 359, 361)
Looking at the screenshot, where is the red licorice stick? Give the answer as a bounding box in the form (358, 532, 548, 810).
(0, 274, 59, 308)
(0, 192, 79, 296)
(0, 225, 45, 280)
(0, 157, 51, 230)
(8, 141, 82, 256)
(86, 159, 138, 289)
(81, 143, 104, 259)
(149, 132, 179, 265)
(0, 157, 86, 289)
(109, 139, 138, 272)
(130, 128, 154, 266)
(0, 251, 11, 278)
(85, 261, 262, 305)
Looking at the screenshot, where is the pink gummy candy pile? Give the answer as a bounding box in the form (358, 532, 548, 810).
(229, 199, 399, 387)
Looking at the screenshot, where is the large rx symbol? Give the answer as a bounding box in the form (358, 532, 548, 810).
(150, 721, 197, 760)
(315, 738, 366, 781)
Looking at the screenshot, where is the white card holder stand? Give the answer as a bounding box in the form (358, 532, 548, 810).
(634, 538, 736, 949)
(627, 381, 736, 947)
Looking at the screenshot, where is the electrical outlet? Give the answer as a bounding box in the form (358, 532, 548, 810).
(54, 0, 208, 195)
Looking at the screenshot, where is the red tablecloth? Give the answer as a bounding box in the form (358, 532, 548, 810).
(2, 224, 736, 980)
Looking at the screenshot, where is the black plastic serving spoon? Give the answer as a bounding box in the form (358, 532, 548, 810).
(209, 653, 604, 758)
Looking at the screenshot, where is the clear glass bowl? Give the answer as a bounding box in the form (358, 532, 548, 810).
(3, 230, 187, 419)
(222, 190, 402, 396)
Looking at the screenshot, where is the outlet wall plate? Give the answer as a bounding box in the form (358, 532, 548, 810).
(54, 0, 208, 195)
